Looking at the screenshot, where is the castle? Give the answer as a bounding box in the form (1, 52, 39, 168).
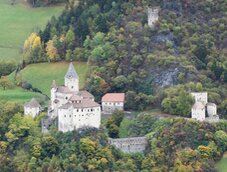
(191, 92, 219, 122)
(48, 62, 101, 132)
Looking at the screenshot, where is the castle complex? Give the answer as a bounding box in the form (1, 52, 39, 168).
(48, 63, 101, 132)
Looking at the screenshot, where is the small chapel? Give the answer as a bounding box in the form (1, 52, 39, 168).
(48, 62, 101, 132)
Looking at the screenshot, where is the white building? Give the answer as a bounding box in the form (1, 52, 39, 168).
(101, 93, 125, 114)
(24, 98, 41, 118)
(207, 103, 217, 117)
(148, 7, 159, 28)
(191, 92, 219, 122)
(49, 62, 101, 132)
(191, 92, 208, 104)
(191, 102, 206, 121)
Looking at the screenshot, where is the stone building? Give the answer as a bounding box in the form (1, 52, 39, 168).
(191, 92, 208, 104)
(24, 98, 41, 118)
(148, 7, 159, 28)
(191, 102, 206, 121)
(108, 137, 148, 153)
(49, 62, 101, 132)
(101, 93, 125, 114)
(191, 92, 219, 122)
(207, 103, 217, 117)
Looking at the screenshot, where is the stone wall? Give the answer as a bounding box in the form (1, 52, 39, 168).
(108, 137, 148, 153)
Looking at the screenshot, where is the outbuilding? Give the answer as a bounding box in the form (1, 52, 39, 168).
(101, 93, 125, 114)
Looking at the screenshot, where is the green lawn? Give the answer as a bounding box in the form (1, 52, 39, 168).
(0, 87, 45, 103)
(119, 117, 133, 138)
(0, 0, 64, 61)
(19, 62, 88, 96)
(215, 153, 227, 172)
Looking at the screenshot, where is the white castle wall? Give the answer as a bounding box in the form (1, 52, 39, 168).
(24, 107, 40, 118)
(58, 106, 101, 132)
(191, 108, 205, 121)
(65, 77, 79, 92)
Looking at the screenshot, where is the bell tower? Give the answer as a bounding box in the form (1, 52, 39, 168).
(64, 62, 79, 92)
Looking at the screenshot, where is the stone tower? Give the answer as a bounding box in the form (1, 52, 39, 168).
(64, 62, 79, 92)
(148, 7, 159, 28)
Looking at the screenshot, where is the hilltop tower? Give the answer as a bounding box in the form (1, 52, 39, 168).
(64, 62, 79, 92)
(148, 7, 159, 28)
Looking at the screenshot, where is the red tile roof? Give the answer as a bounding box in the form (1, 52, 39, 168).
(102, 93, 125, 102)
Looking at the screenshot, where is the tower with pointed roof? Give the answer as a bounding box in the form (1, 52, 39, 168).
(64, 62, 79, 92)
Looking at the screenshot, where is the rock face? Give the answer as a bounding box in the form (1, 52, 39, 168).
(151, 66, 180, 88)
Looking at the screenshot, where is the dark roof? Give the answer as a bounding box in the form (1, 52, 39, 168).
(24, 98, 41, 108)
(64, 62, 79, 79)
(79, 90, 94, 99)
(59, 99, 100, 109)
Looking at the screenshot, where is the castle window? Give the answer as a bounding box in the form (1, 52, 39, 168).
(81, 109, 83, 112)
(64, 115, 66, 117)
(66, 97, 68, 100)
(91, 109, 93, 112)
(77, 109, 79, 112)
(70, 115, 71, 117)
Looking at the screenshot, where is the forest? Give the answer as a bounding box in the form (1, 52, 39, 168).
(0, 102, 226, 171)
(0, 0, 226, 171)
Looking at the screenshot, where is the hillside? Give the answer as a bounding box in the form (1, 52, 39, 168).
(34, 0, 226, 117)
(0, 0, 64, 62)
(0, 87, 45, 103)
(0, 0, 226, 171)
(19, 61, 88, 96)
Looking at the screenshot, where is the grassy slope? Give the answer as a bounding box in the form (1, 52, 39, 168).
(0, 87, 45, 103)
(0, 0, 64, 62)
(215, 153, 227, 172)
(20, 62, 88, 96)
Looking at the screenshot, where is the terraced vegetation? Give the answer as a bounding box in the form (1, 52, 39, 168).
(0, 0, 64, 62)
(19, 62, 88, 96)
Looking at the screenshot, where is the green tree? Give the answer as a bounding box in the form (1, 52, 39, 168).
(66, 29, 75, 49)
(0, 76, 13, 90)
